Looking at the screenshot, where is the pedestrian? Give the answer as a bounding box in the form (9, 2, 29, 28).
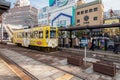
(75, 37, 79, 48)
(90, 38, 95, 51)
(104, 39, 107, 51)
(60, 38, 63, 47)
(65, 37, 70, 48)
(88, 40, 92, 50)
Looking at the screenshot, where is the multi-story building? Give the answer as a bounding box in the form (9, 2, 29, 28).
(49, 0, 76, 27)
(0, 0, 11, 40)
(76, 0, 104, 26)
(38, 6, 49, 25)
(103, 17, 120, 36)
(3, 0, 38, 28)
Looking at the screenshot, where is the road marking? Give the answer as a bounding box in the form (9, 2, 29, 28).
(55, 74, 74, 80)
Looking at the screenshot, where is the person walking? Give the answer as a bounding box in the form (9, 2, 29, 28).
(75, 37, 79, 48)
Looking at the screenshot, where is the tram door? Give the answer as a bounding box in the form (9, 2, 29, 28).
(23, 30, 30, 47)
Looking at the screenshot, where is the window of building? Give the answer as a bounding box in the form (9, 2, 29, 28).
(43, 7, 47, 12)
(45, 20, 47, 24)
(45, 14, 47, 18)
(94, 7, 98, 11)
(93, 17, 98, 21)
(89, 9, 93, 12)
(77, 12, 80, 15)
(85, 10, 88, 13)
(77, 19, 80, 23)
(81, 11, 84, 14)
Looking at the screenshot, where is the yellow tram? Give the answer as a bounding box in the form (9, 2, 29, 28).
(13, 26, 58, 52)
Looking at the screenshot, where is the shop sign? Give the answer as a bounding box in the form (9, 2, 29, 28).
(56, 0, 68, 7)
(49, 0, 68, 7)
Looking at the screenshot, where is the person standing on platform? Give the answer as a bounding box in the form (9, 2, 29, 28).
(90, 38, 95, 51)
(75, 37, 79, 48)
(60, 38, 63, 47)
(65, 38, 70, 48)
(104, 39, 108, 51)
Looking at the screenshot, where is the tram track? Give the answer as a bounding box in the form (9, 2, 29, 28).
(1, 43, 120, 64)
(8, 45, 120, 70)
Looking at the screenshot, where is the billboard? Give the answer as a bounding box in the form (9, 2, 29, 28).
(49, 0, 72, 7)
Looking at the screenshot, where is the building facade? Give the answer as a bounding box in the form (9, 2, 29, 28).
(103, 17, 120, 36)
(76, 0, 104, 26)
(3, 5, 38, 27)
(3, 0, 38, 28)
(49, 0, 76, 27)
(38, 6, 49, 25)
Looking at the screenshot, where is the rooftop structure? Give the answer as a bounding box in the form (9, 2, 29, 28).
(14, 0, 30, 7)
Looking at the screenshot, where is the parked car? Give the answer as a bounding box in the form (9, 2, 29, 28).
(107, 39, 114, 49)
(92, 37, 114, 49)
(113, 42, 120, 54)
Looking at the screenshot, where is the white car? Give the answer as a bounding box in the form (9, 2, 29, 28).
(92, 37, 114, 49)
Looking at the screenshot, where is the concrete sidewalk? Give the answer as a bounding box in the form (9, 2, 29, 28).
(0, 49, 83, 80)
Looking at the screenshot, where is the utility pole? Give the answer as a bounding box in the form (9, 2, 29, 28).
(1, 14, 5, 43)
(1, 19, 3, 43)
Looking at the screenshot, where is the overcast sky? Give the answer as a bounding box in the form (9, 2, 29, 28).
(7, 0, 120, 11)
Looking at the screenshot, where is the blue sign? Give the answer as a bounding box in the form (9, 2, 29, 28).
(80, 38, 88, 47)
(49, 0, 68, 7)
(56, 0, 68, 7)
(49, 0, 56, 6)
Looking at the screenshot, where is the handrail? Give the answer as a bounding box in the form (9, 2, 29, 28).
(3, 24, 13, 38)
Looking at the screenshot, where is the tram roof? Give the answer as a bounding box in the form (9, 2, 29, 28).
(58, 23, 120, 31)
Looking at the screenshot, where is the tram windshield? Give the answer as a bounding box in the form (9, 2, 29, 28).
(50, 30, 56, 38)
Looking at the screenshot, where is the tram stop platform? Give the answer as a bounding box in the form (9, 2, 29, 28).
(0, 48, 120, 80)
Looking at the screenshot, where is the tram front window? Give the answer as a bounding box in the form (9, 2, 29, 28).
(50, 31, 56, 38)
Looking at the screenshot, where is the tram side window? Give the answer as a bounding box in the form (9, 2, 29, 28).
(27, 32, 30, 38)
(46, 30, 48, 38)
(30, 32, 33, 38)
(20, 33, 22, 38)
(34, 31, 39, 38)
(17, 33, 22, 38)
(22, 32, 24, 38)
(50, 31, 56, 38)
(17, 33, 18, 38)
(25, 32, 28, 38)
(39, 31, 43, 38)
